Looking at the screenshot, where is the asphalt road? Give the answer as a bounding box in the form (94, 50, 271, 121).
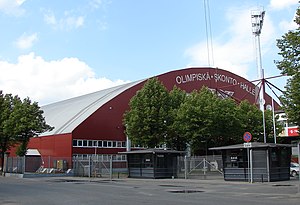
(0, 176, 300, 205)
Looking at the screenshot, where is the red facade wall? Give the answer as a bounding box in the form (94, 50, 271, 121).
(28, 133, 72, 158)
(72, 67, 280, 152)
(72, 82, 144, 155)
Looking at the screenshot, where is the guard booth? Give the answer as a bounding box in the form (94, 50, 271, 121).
(120, 149, 185, 179)
(210, 142, 292, 182)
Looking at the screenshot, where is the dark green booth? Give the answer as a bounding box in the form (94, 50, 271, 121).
(210, 142, 292, 182)
(120, 149, 185, 179)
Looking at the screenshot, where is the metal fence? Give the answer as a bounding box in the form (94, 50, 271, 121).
(4, 156, 73, 175)
(3, 154, 223, 180)
(73, 155, 127, 178)
(177, 155, 223, 179)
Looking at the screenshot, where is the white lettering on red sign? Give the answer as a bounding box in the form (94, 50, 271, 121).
(175, 72, 256, 96)
(288, 127, 299, 137)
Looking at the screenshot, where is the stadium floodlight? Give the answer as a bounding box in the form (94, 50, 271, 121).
(251, 9, 266, 143)
(251, 10, 265, 36)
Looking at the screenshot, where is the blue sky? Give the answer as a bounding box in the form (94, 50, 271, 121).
(0, 0, 298, 105)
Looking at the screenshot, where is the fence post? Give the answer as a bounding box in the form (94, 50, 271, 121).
(22, 156, 26, 173)
(3, 153, 8, 174)
(48, 156, 51, 173)
(109, 155, 113, 181)
(88, 155, 91, 178)
(203, 158, 206, 176)
(184, 155, 187, 179)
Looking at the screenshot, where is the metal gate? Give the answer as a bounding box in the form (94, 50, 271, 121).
(72, 155, 127, 179)
(177, 155, 223, 179)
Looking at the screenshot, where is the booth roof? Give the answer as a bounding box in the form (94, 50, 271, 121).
(209, 142, 293, 151)
(119, 149, 186, 155)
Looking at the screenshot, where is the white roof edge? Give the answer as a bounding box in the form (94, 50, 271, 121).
(26, 149, 41, 156)
(40, 80, 144, 136)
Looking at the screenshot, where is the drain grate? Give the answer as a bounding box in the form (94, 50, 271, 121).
(159, 184, 184, 188)
(272, 184, 294, 187)
(167, 189, 204, 193)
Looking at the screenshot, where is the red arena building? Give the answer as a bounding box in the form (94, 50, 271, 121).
(25, 67, 280, 168)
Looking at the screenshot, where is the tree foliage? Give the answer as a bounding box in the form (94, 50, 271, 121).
(165, 86, 187, 151)
(0, 91, 52, 171)
(124, 78, 170, 148)
(0, 93, 19, 160)
(275, 6, 300, 127)
(123, 80, 277, 154)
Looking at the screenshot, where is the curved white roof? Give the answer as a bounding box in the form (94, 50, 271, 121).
(40, 80, 144, 136)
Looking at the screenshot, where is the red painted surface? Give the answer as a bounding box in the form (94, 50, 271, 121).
(156, 67, 278, 109)
(73, 67, 279, 145)
(288, 127, 299, 137)
(23, 67, 280, 158)
(28, 133, 72, 157)
(28, 133, 72, 167)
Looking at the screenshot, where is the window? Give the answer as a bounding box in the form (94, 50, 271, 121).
(98, 141, 102, 147)
(112, 141, 117, 147)
(88, 140, 93, 147)
(107, 141, 112, 147)
(73, 140, 77, 147)
(78, 140, 83, 147)
(83, 140, 88, 147)
(93, 141, 98, 147)
(103, 141, 107, 147)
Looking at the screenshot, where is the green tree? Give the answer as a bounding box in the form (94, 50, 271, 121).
(0, 92, 53, 172)
(11, 97, 53, 156)
(236, 100, 264, 141)
(123, 78, 170, 148)
(275, 6, 300, 127)
(236, 100, 282, 143)
(209, 96, 241, 147)
(175, 87, 220, 154)
(0, 93, 21, 171)
(165, 86, 187, 151)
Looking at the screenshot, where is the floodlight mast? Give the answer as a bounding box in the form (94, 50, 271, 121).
(251, 9, 267, 143)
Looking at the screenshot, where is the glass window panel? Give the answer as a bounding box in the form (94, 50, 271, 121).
(78, 140, 83, 147)
(83, 140, 87, 147)
(88, 140, 93, 147)
(73, 140, 77, 147)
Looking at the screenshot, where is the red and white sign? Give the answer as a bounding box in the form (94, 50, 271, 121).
(288, 127, 299, 137)
(243, 132, 252, 142)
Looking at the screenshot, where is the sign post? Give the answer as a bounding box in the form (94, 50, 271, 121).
(243, 132, 252, 183)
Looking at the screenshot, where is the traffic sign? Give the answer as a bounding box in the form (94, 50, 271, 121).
(243, 132, 252, 142)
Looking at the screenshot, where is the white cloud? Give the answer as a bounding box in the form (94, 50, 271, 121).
(89, 0, 103, 9)
(269, 0, 299, 10)
(0, 0, 26, 16)
(43, 10, 56, 25)
(89, 0, 111, 10)
(278, 12, 298, 31)
(43, 9, 85, 30)
(0, 53, 130, 105)
(185, 6, 276, 79)
(14, 33, 38, 49)
(65, 16, 84, 29)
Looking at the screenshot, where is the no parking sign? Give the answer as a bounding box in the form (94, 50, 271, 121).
(243, 132, 252, 142)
